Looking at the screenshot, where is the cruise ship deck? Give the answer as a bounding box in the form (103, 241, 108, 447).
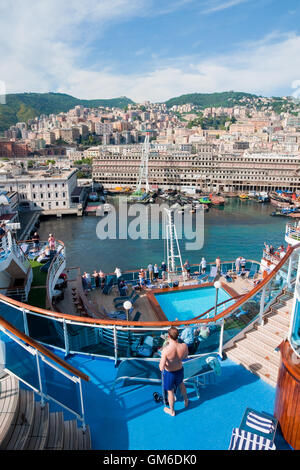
(43, 348, 290, 450)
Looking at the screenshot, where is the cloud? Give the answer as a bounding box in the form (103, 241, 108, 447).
(0, 1, 299, 102)
(56, 32, 300, 102)
(201, 0, 251, 14)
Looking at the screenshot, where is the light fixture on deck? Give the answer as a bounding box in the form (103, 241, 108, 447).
(123, 300, 132, 322)
(214, 280, 222, 317)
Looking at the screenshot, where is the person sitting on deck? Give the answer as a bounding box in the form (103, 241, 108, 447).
(159, 327, 189, 417)
(179, 327, 197, 354)
(37, 245, 50, 263)
(240, 257, 246, 270)
(269, 245, 275, 255)
(118, 279, 128, 295)
(239, 266, 247, 277)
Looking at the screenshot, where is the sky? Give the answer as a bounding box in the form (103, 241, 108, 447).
(0, 0, 300, 102)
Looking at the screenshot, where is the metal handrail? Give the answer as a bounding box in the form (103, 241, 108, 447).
(0, 248, 296, 328)
(0, 318, 88, 429)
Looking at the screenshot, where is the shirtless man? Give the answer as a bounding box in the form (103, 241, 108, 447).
(159, 326, 189, 416)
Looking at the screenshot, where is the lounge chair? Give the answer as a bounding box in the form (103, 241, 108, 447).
(102, 276, 114, 295)
(203, 266, 218, 283)
(112, 353, 221, 396)
(247, 264, 258, 279)
(221, 268, 233, 282)
(113, 289, 136, 303)
(132, 311, 141, 322)
(228, 407, 278, 450)
(115, 293, 139, 309)
(228, 428, 276, 450)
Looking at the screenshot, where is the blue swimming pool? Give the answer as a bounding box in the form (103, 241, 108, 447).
(155, 286, 232, 321)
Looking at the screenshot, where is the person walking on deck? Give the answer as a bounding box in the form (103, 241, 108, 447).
(159, 327, 189, 417)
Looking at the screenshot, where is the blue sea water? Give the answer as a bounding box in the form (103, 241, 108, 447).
(38, 197, 287, 273)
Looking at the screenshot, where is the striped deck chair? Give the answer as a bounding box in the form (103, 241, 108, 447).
(228, 428, 276, 450)
(240, 408, 278, 443)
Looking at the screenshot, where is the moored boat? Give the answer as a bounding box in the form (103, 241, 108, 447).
(209, 194, 225, 205)
(199, 196, 211, 204)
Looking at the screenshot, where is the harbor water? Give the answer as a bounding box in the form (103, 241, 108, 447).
(37, 197, 288, 273)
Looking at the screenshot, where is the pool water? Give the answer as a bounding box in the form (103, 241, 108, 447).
(155, 286, 231, 321)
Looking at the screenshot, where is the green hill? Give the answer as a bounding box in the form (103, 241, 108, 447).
(0, 92, 134, 131)
(164, 91, 260, 108)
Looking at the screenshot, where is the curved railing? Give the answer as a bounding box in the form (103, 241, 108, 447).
(0, 313, 89, 429)
(0, 243, 298, 363)
(286, 222, 300, 242)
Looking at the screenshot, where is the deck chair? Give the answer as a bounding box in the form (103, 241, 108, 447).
(132, 311, 141, 322)
(228, 407, 278, 450)
(205, 266, 218, 283)
(228, 428, 276, 450)
(112, 353, 221, 397)
(221, 267, 233, 282)
(115, 293, 139, 309)
(240, 408, 278, 442)
(247, 264, 258, 279)
(113, 289, 137, 303)
(102, 276, 114, 295)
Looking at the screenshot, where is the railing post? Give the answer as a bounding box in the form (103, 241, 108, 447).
(218, 320, 224, 359)
(63, 319, 70, 357)
(259, 286, 266, 325)
(36, 352, 45, 408)
(22, 308, 29, 336)
(287, 253, 293, 290)
(113, 326, 118, 366)
(78, 378, 87, 432)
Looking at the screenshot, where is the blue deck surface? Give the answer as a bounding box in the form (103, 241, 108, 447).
(44, 350, 290, 450)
